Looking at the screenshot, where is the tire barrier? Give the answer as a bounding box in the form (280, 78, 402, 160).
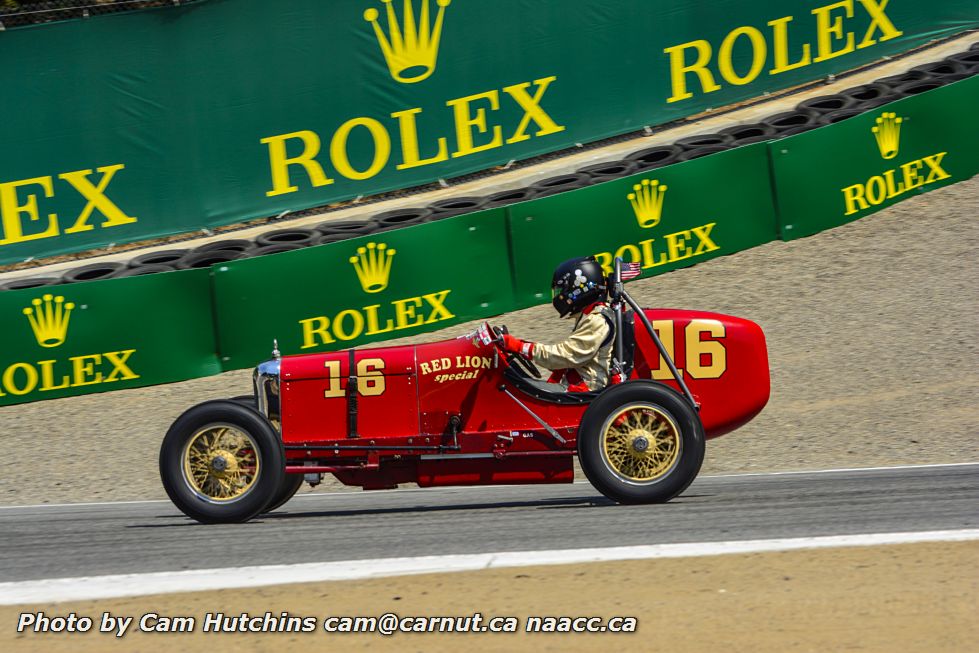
(176, 249, 246, 270)
(817, 107, 868, 125)
(128, 249, 189, 267)
(893, 79, 949, 97)
(60, 262, 126, 284)
(576, 160, 640, 179)
(761, 109, 820, 133)
(529, 173, 591, 193)
(369, 207, 432, 231)
(674, 133, 735, 150)
(676, 144, 734, 161)
(191, 239, 254, 254)
(0, 276, 60, 291)
(248, 243, 307, 257)
(12, 47, 976, 291)
(254, 228, 318, 248)
(624, 145, 682, 171)
(796, 94, 857, 114)
(483, 187, 537, 208)
(112, 263, 177, 278)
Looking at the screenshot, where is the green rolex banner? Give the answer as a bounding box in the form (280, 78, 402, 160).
(0, 270, 222, 407)
(211, 209, 514, 369)
(1, 0, 975, 264)
(771, 76, 979, 240)
(508, 143, 779, 307)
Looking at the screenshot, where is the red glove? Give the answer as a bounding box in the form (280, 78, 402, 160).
(501, 333, 535, 357)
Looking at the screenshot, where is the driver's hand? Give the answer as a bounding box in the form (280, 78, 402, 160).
(501, 333, 535, 358)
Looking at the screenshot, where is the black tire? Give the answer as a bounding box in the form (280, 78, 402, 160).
(484, 187, 535, 208)
(61, 261, 126, 284)
(576, 160, 639, 179)
(675, 132, 734, 150)
(112, 263, 175, 278)
(428, 196, 488, 213)
(263, 474, 305, 514)
(761, 109, 818, 132)
(255, 228, 317, 247)
(529, 173, 590, 192)
(578, 381, 704, 504)
(159, 400, 284, 523)
(128, 249, 188, 267)
(817, 107, 866, 125)
(370, 207, 431, 230)
(0, 277, 59, 291)
(676, 144, 730, 161)
(841, 83, 892, 103)
(874, 70, 930, 89)
(625, 144, 681, 171)
(893, 79, 947, 97)
(176, 249, 245, 269)
(796, 94, 855, 115)
(718, 123, 776, 141)
(249, 243, 305, 257)
(315, 219, 378, 237)
(191, 239, 254, 254)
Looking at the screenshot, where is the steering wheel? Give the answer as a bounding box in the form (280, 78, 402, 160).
(493, 325, 543, 379)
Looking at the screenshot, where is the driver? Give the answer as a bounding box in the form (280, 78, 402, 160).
(498, 256, 614, 392)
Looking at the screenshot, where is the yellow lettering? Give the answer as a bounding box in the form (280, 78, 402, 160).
(842, 183, 868, 215)
(422, 290, 454, 323)
(503, 76, 565, 144)
(60, 165, 136, 234)
(392, 107, 449, 170)
(38, 360, 70, 391)
(332, 309, 365, 341)
(447, 90, 503, 158)
(857, 0, 902, 48)
(299, 316, 335, 349)
(364, 304, 395, 335)
(718, 26, 767, 85)
(922, 152, 950, 183)
(419, 361, 431, 375)
(2, 363, 38, 395)
(393, 296, 424, 329)
(330, 117, 391, 181)
(691, 223, 720, 255)
(593, 252, 613, 275)
(614, 244, 642, 266)
(812, 0, 855, 63)
(883, 169, 905, 199)
(686, 320, 727, 379)
(104, 350, 139, 382)
(665, 230, 694, 262)
(768, 16, 812, 74)
(261, 130, 334, 197)
(70, 354, 102, 387)
(0, 176, 58, 246)
(640, 238, 668, 268)
(663, 40, 720, 103)
(902, 160, 924, 190)
(865, 175, 886, 205)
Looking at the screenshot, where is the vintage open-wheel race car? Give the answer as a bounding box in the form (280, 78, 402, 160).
(159, 259, 770, 523)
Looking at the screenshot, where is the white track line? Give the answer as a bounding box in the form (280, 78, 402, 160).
(1, 529, 977, 605)
(0, 462, 976, 511)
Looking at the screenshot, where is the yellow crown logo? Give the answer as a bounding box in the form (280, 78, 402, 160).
(872, 111, 902, 160)
(350, 242, 396, 293)
(364, 0, 452, 84)
(23, 294, 75, 348)
(627, 179, 668, 229)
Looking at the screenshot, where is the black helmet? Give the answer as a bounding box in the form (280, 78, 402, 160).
(551, 256, 608, 317)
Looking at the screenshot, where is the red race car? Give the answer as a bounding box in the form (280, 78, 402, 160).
(160, 261, 770, 523)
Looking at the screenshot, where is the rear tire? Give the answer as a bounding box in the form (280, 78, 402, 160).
(160, 400, 284, 524)
(263, 474, 305, 514)
(578, 381, 704, 504)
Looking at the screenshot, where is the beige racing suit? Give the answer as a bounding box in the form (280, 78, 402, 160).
(531, 304, 614, 391)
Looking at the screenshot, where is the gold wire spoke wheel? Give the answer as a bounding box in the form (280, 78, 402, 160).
(600, 403, 681, 483)
(181, 423, 261, 503)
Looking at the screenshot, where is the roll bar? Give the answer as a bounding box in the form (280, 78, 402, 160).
(610, 257, 700, 411)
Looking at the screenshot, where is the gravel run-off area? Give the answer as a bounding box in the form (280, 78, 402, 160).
(1, 176, 976, 505)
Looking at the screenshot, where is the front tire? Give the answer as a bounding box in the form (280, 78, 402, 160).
(160, 400, 284, 524)
(578, 381, 704, 504)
